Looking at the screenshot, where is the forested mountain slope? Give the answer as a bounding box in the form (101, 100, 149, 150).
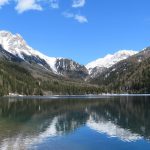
(90, 47, 150, 93)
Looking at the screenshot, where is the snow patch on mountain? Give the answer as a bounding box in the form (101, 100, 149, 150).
(86, 50, 138, 74)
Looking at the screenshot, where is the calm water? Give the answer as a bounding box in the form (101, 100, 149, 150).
(0, 96, 150, 150)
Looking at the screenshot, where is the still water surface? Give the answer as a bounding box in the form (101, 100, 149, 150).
(0, 96, 150, 150)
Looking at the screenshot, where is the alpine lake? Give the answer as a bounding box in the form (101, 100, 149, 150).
(0, 95, 150, 150)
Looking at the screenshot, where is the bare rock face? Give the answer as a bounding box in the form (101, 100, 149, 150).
(55, 58, 88, 79)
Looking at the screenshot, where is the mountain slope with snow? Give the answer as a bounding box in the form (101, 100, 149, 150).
(0, 30, 88, 79)
(0, 30, 59, 72)
(86, 50, 138, 76)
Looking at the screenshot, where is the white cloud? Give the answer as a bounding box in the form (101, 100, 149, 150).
(63, 12, 88, 23)
(74, 14, 87, 23)
(72, 0, 85, 8)
(0, 0, 9, 8)
(15, 0, 43, 13)
(49, 0, 59, 9)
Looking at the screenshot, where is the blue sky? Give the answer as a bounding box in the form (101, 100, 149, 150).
(0, 0, 150, 64)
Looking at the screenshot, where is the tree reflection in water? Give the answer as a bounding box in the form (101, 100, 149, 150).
(0, 96, 149, 149)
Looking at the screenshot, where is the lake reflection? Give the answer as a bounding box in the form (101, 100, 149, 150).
(0, 96, 150, 150)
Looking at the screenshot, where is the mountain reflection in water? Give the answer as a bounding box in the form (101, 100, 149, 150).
(0, 96, 150, 149)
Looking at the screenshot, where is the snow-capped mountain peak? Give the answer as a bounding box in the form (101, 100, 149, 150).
(86, 50, 138, 74)
(0, 30, 59, 72)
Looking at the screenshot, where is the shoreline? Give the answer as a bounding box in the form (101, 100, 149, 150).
(2, 93, 150, 99)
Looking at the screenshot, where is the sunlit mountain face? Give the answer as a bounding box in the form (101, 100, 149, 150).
(0, 97, 150, 149)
